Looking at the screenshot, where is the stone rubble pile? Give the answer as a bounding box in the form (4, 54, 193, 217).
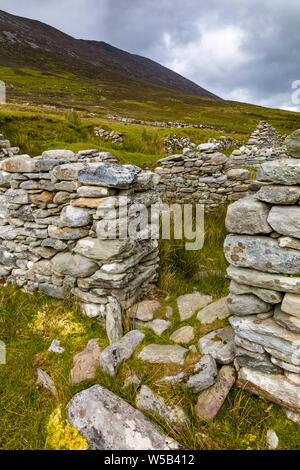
(155, 147, 255, 209)
(164, 133, 237, 154)
(226, 121, 287, 169)
(0, 139, 160, 329)
(224, 128, 300, 417)
(94, 127, 123, 144)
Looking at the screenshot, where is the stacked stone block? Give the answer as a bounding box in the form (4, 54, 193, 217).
(224, 129, 300, 416)
(226, 121, 287, 169)
(0, 143, 159, 326)
(0, 133, 19, 162)
(155, 148, 254, 209)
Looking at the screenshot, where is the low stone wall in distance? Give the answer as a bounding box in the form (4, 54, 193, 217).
(154, 147, 255, 210)
(224, 129, 300, 416)
(0, 145, 159, 331)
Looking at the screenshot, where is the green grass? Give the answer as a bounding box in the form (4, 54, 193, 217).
(1, 208, 300, 450)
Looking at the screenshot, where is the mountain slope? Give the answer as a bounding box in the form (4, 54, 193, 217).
(0, 9, 220, 101)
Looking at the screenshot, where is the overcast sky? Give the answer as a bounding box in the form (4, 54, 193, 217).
(0, 0, 299, 111)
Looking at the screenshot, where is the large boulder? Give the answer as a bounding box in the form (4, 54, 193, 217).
(285, 129, 300, 158)
(224, 234, 300, 274)
(257, 159, 300, 185)
(267, 206, 300, 239)
(67, 385, 180, 450)
(225, 196, 271, 235)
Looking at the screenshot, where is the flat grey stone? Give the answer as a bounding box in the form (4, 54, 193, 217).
(227, 293, 272, 316)
(67, 385, 180, 450)
(227, 266, 300, 294)
(225, 196, 271, 234)
(177, 292, 212, 320)
(256, 185, 300, 204)
(78, 164, 141, 188)
(198, 326, 235, 364)
(156, 372, 186, 385)
(197, 297, 230, 324)
(229, 280, 283, 304)
(270, 356, 300, 374)
(235, 346, 282, 374)
(70, 339, 102, 385)
(106, 297, 123, 344)
(136, 319, 170, 336)
(60, 205, 91, 228)
(274, 305, 300, 334)
(230, 316, 300, 362)
(267, 430, 279, 450)
(51, 252, 98, 278)
(238, 367, 300, 412)
(128, 300, 161, 321)
(48, 340, 65, 354)
(75, 237, 135, 261)
(135, 385, 189, 428)
(257, 158, 300, 185)
(268, 206, 300, 239)
(39, 283, 64, 299)
(279, 236, 300, 250)
(186, 355, 218, 393)
(195, 366, 236, 421)
(37, 369, 57, 396)
(48, 225, 89, 240)
(170, 326, 194, 343)
(138, 344, 188, 365)
(100, 330, 144, 376)
(225, 234, 300, 274)
(235, 335, 265, 354)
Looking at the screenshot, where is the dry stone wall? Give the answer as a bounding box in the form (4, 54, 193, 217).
(226, 121, 287, 169)
(0, 139, 159, 328)
(155, 147, 255, 209)
(224, 129, 300, 415)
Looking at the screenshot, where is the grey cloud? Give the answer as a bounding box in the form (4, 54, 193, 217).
(0, 0, 299, 110)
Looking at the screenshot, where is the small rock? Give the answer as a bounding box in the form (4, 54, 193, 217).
(177, 292, 212, 321)
(105, 297, 123, 344)
(100, 330, 144, 376)
(197, 297, 230, 324)
(138, 344, 188, 365)
(136, 319, 170, 336)
(70, 339, 102, 385)
(195, 366, 235, 421)
(48, 340, 65, 354)
(165, 306, 173, 319)
(157, 372, 186, 385)
(170, 326, 194, 344)
(267, 429, 279, 450)
(123, 374, 141, 388)
(37, 368, 57, 396)
(198, 326, 235, 364)
(128, 300, 161, 321)
(187, 355, 218, 393)
(136, 385, 189, 428)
